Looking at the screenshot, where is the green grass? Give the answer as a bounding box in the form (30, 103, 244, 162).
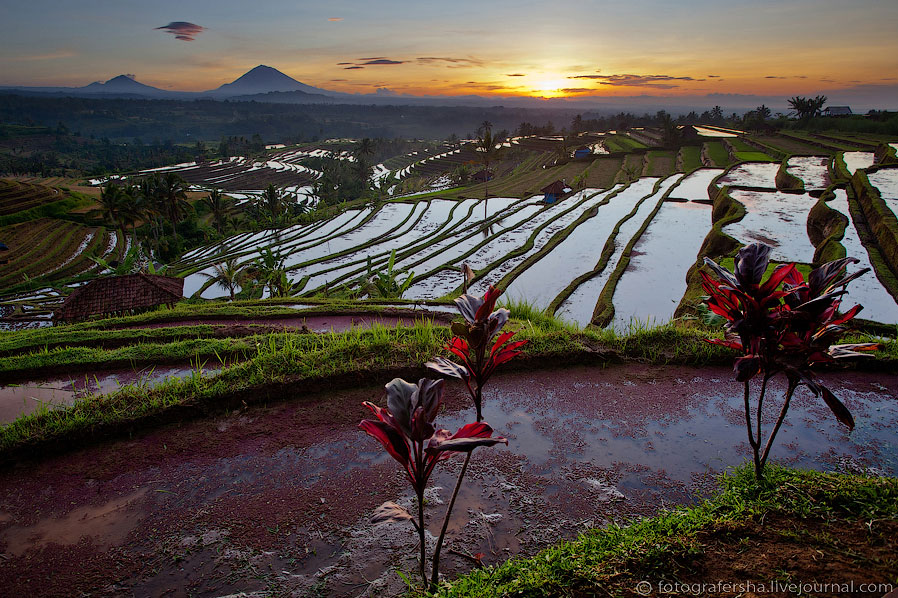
(735, 151, 776, 162)
(1, 310, 894, 458)
(678, 146, 703, 171)
(703, 141, 730, 167)
(432, 464, 898, 597)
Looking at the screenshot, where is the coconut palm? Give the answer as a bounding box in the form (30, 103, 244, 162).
(200, 257, 246, 301)
(96, 183, 128, 236)
(476, 122, 499, 219)
(257, 184, 289, 226)
(155, 172, 191, 245)
(202, 189, 231, 234)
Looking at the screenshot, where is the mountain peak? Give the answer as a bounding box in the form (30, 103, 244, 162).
(208, 65, 333, 97)
(81, 75, 165, 94)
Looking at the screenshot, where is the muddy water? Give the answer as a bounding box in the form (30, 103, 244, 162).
(1, 364, 894, 597)
(723, 190, 817, 262)
(0, 365, 220, 424)
(717, 162, 779, 189)
(611, 200, 711, 330)
(825, 191, 898, 324)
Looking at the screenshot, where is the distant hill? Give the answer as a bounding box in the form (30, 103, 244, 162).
(80, 75, 168, 96)
(206, 65, 336, 98)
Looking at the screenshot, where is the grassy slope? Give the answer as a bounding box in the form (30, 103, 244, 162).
(2, 302, 895, 460)
(434, 465, 898, 597)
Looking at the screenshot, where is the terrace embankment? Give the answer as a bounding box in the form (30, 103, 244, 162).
(1, 362, 895, 597)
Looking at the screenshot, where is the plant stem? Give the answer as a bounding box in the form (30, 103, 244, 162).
(755, 373, 770, 449)
(416, 488, 429, 588)
(743, 381, 762, 479)
(430, 451, 472, 592)
(759, 380, 797, 472)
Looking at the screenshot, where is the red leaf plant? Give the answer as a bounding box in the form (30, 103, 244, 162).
(702, 242, 878, 479)
(426, 285, 528, 421)
(359, 377, 506, 589)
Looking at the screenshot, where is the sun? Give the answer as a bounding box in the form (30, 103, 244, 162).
(532, 78, 569, 97)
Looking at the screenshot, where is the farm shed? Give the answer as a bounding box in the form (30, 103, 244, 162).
(54, 274, 183, 322)
(574, 146, 592, 159)
(824, 106, 852, 117)
(540, 180, 570, 204)
(472, 169, 494, 182)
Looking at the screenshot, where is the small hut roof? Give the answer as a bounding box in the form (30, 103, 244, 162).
(55, 274, 183, 322)
(541, 180, 567, 195)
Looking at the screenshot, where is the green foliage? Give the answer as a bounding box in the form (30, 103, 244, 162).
(431, 465, 898, 598)
(360, 250, 414, 299)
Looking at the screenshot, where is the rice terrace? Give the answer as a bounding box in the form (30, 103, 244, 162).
(2, 3, 898, 597)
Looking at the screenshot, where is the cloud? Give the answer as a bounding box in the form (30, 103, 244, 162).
(567, 73, 703, 88)
(328, 17, 343, 22)
(155, 21, 205, 42)
(340, 57, 407, 69)
(506, 73, 526, 77)
(708, 75, 721, 78)
(415, 57, 485, 68)
(330, 78, 348, 82)
(765, 76, 786, 79)
(8, 50, 76, 61)
(560, 88, 594, 94)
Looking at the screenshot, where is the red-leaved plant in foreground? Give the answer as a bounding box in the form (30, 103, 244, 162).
(359, 378, 507, 587)
(359, 285, 527, 591)
(702, 243, 878, 480)
(427, 285, 528, 421)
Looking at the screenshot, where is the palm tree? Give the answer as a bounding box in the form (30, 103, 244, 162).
(202, 189, 230, 234)
(97, 183, 127, 236)
(258, 184, 288, 226)
(200, 257, 245, 301)
(156, 172, 191, 245)
(476, 122, 499, 219)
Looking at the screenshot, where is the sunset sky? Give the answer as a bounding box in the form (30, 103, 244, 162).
(4, 0, 898, 103)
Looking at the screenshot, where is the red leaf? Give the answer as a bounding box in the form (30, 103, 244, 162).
(359, 419, 410, 466)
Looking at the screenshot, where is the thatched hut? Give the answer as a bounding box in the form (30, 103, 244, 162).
(54, 274, 183, 322)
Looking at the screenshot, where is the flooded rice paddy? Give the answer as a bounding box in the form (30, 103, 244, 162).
(723, 190, 817, 262)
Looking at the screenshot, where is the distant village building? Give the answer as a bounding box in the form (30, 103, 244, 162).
(540, 180, 570, 204)
(574, 146, 592, 159)
(472, 169, 493, 182)
(824, 106, 853, 117)
(54, 274, 183, 322)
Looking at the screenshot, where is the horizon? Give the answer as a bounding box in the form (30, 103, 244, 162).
(3, 0, 898, 109)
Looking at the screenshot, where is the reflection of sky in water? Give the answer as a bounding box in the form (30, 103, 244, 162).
(724, 190, 816, 262)
(611, 200, 710, 330)
(824, 190, 898, 324)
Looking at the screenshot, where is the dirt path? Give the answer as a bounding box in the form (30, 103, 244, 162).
(0, 363, 895, 597)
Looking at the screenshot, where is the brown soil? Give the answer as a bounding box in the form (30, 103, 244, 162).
(0, 363, 894, 597)
(639, 516, 898, 598)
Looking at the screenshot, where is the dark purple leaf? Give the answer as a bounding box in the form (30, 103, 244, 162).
(734, 355, 761, 382)
(820, 386, 855, 430)
(734, 243, 771, 287)
(425, 356, 471, 381)
(385, 378, 417, 437)
(703, 257, 739, 288)
(808, 257, 859, 296)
